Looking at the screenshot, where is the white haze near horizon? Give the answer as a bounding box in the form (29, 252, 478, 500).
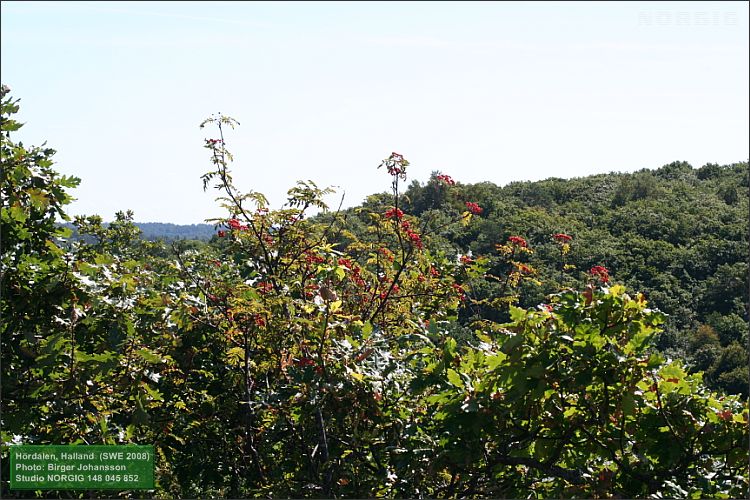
(1, 1, 748, 224)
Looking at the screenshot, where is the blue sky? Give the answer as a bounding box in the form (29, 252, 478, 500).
(2, 1, 748, 224)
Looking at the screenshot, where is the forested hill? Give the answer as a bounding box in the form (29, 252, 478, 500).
(341, 160, 750, 395)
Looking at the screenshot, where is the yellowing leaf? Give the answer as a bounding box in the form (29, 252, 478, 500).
(335, 266, 346, 280)
(28, 189, 50, 210)
(227, 347, 245, 367)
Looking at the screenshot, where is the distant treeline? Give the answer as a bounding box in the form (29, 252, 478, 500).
(61, 221, 216, 241)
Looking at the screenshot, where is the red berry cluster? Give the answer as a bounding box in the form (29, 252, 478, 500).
(388, 217, 423, 250)
(304, 283, 319, 299)
(380, 283, 400, 299)
(384, 207, 404, 220)
(465, 201, 483, 215)
(334, 258, 367, 288)
(717, 409, 733, 421)
(508, 236, 527, 248)
(436, 174, 455, 186)
(379, 152, 408, 178)
(350, 265, 366, 288)
(553, 233, 572, 242)
(406, 229, 423, 249)
(228, 218, 249, 231)
(589, 265, 610, 283)
(304, 252, 326, 265)
(379, 248, 394, 262)
(295, 357, 316, 368)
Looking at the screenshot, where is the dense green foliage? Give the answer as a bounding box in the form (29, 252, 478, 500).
(1, 87, 748, 498)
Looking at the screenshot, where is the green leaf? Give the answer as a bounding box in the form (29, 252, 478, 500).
(446, 369, 463, 388)
(141, 382, 163, 401)
(135, 348, 162, 364)
(124, 424, 136, 441)
(444, 337, 457, 357)
(509, 305, 527, 322)
(362, 321, 373, 338)
(475, 331, 493, 343)
(646, 352, 665, 369)
(501, 333, 524, 354)
(533, 439, 553, 461)
(563, 407, 578, 418)
(428, 320, 439, 335)
(525, 363, 544, 379)
(2, 119, 22, 131)
(45, 239, 63, 257)
(8, 205, 27, 222)
(486, 352, 507, 370)
(626, 321, 658, 353)
(622, 393, 636, 416)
